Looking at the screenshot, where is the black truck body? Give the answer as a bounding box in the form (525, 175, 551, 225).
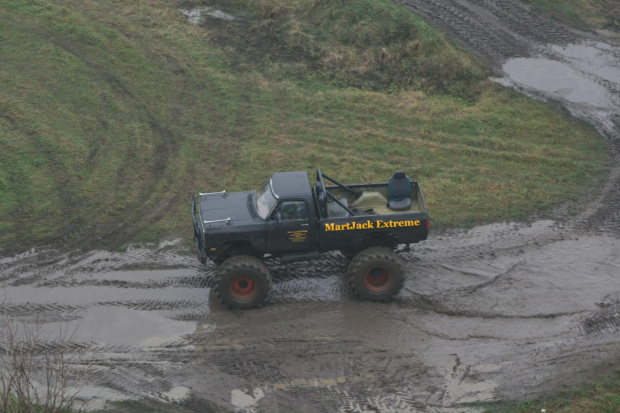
(193, 169, 429, 263)
(192, 169, 429, 308)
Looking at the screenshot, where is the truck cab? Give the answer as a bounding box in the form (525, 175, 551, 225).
(258, 172, 318, 259)
(193, 171, 319, 265)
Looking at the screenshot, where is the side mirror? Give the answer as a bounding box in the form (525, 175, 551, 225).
(274, 212, 281, 223)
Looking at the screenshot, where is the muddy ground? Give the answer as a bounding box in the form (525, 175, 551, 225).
(1, 1, 620, 412)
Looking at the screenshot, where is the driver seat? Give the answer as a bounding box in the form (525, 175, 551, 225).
(387, 170, 412, 211)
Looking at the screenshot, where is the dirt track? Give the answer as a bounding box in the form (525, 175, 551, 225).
(1, 1, 620, 412)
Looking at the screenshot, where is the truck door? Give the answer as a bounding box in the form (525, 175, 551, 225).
(265, 200, 316, 252)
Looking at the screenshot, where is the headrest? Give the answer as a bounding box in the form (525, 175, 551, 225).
(318, 191, 326, 210)
(392, 170, 406, 179)
(316, 181, 323, 193)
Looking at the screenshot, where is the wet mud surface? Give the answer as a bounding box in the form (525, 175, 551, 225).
(2, 227, 619, 412)
(2, 1, 620, 412)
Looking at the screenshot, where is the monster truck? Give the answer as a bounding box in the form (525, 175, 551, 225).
(192, 169, 430, 309)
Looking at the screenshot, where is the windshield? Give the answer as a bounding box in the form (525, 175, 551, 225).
(254, 180, 277, 219)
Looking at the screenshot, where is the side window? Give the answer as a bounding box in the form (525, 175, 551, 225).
(278, 201, 308, 221)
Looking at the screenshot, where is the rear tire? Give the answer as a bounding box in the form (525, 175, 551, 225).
(214, 255, 272, 309)
(347, 247, 404, 301)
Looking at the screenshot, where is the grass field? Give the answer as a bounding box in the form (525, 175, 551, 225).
(482, 366, 620, 413)
(0, 0, 607, 250)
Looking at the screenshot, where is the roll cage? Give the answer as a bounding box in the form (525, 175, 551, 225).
(315, 168, 359, 218)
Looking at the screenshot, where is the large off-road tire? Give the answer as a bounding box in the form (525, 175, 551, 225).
(214, 255, 272, 310)
(347, 247, 404, 301)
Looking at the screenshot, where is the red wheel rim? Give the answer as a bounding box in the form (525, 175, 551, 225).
(230, 277, 257, 300)
(363, 267, 391, 292)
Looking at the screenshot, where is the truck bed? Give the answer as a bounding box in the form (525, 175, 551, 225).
(317, 181, 429, 252)
(324, 182, 426, 218)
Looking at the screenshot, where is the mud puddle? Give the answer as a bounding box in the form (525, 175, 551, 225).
(178, 7, 236, 25)
(502, 57, 612, 107)
(498, 39, 619, 118)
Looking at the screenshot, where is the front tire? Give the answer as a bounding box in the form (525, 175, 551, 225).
(214, 255, 272, 309)
(347, 247, 404, 301)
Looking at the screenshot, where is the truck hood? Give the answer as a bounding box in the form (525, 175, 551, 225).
(198, 191, 258, 226)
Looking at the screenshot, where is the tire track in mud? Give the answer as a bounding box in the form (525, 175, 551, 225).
(581, 292, 620, 336)
(0, 248, 430, 411)
(395, 0, 580, 67)
(3, 226, 620, 410)
(1, 238, 619, 412)
(37, 274, 213, 289)
(2, 231, 619, 412)
(170, 338, 440, 413)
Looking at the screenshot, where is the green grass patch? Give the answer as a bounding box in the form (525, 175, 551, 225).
(200, 0, 488, 97)
(481, 367, 620, 413)
(0, 0, 608, 250)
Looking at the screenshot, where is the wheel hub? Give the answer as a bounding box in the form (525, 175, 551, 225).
(364, 267, 390, 292)
(231, 276, 256, 299)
